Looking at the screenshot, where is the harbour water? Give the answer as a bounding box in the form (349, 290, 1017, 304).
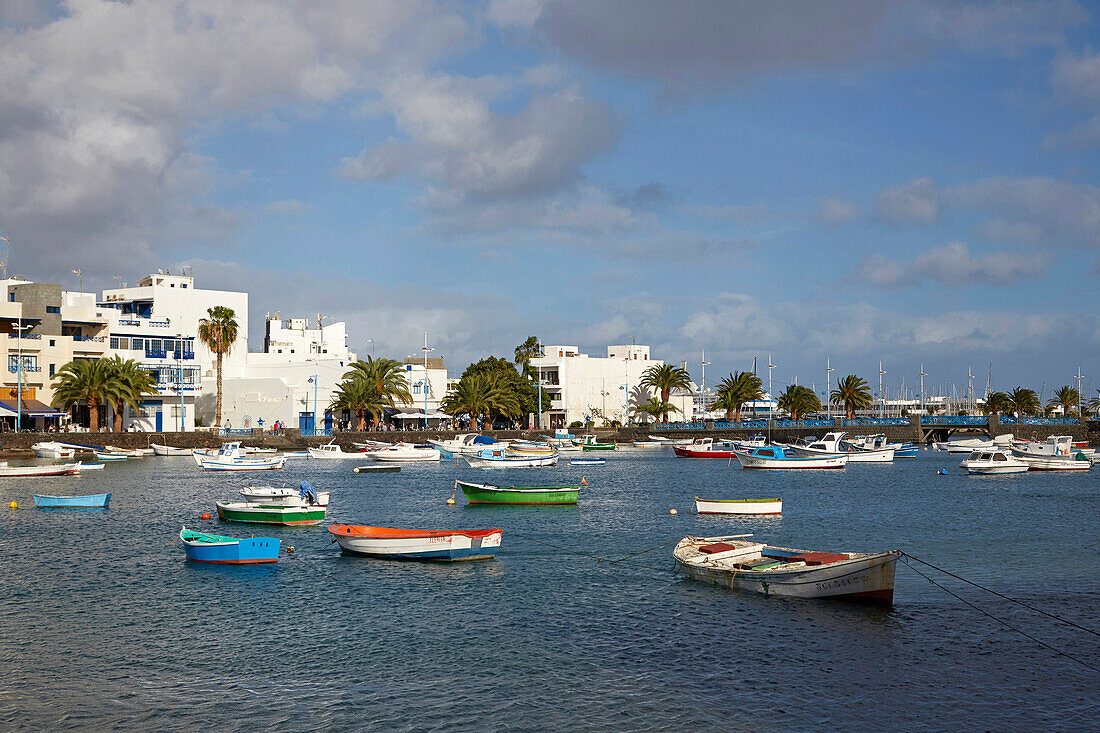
(1, 449, 1096, 730)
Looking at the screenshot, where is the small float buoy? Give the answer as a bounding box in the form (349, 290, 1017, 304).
(353, 467, 361, 473)
(446, 497, 456, 505)
(937, 468, 948, 475)
(669, 508, 678, 515)
(200, 512, 212, 520)
(287, 546, 294, 554)
(9, 500, 17, 509)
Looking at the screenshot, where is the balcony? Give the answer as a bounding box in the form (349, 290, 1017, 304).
(72, 335, 105, 342)
(145, 349, 195, 360)
(119, 317, 171, 328)
(8, 365, 41, 372)
(7, 332, 41, 339)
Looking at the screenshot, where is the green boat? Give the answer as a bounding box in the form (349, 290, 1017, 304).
(457, 480, 582, 506)
(215, 501, 327, 526)
(579, 435, 616, 451)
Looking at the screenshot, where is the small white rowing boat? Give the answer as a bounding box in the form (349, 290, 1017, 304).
(693, 498, 782, 515)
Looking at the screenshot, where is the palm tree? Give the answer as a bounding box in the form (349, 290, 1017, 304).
(103, 356, 159, 432)
(715, 371, 764, 421)
(634, 398, 679, 424)
(197, 306, 239, 428)
(1007, 386, 1040, 416)
(639, 363, 692, 423)
(339, 356, 413, 428)
(982, 391, 1010, 416)
(776, 385, 822, 420)
(1089, 389, 1100, 417)
(1048, 385, 1080, 416)
(51, 358, 114, 432)
(830, 374, 872, 419)
(441, 373, 504, 430)
(513, 336, 541, 381)
(330, 378, 378, 431)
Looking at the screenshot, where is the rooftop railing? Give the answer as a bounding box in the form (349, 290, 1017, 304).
(999, 416, 1079, 425)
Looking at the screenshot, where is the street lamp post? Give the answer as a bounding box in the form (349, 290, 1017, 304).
(536, 339, 542, 430)
(826, 357, 834, 420)
(13, 317, 30, 432)
(767, 354, 776, 423)
(176, 334, 185, 432)
(308, 375, 318, 436)
(366, 339, 374, 359)
(421, 332, 434, 430)
(1075, 367, 1084, 417)
(700, 351, 710, 422)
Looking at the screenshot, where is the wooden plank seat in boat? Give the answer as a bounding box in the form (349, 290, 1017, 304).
(700, 542, 740, 554)
(786, 552, 849, 566)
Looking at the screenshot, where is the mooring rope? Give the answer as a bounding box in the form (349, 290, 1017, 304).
(900, 556, 1098, 673)
(902, 552, 1098, 638)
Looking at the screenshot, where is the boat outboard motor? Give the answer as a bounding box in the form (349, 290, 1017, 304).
(299, 480, 318, 505)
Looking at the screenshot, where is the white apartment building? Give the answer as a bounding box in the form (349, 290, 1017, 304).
(398, 357, 449, 418)
(215, 315, 356, 433)
(530, 344, 693, 428)
(98, 271, 248, 431)
(0, 278, 108, 428)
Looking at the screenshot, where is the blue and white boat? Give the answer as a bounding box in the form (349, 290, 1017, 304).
(570, 457, 606, 466)
(733, 446, 847, 469)
(179, 526, 280, 565)
(462, 447, 558, 469)
(94, 450, 129, 461)
(32, 492, 111, 508)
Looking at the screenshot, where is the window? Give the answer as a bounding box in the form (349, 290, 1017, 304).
(49, 364, 55, 377)
(49, 339, 55, 346)
(46, 306, 60, 314)
(8, 293, 13, 302)
(131, 338, 144, 351)
(110, 337, 120, 349)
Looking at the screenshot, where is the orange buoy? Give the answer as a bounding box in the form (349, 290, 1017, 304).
(200, 512, 212, 520)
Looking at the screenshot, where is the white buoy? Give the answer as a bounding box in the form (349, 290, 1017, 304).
(669, 508, 677, 515)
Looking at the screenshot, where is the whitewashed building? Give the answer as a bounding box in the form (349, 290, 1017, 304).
(214, 315, 357, 433)
(98, 271, 248, 431)
(530, 344, 693, 428)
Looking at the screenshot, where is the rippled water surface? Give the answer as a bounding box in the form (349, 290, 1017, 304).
(1, 448, 1096, 731)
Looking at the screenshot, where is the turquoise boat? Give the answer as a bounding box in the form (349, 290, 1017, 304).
(33, 493, 111, 508)
(179, 527, 280, 564)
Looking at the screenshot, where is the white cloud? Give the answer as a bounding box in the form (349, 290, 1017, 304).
(819, 197, 858, 225)
(874, 177, 939, 224)
(856, 241, 1050, 286)
(263, 200, 312, 216)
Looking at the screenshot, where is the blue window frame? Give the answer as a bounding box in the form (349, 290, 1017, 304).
(45, 306, 60, 314)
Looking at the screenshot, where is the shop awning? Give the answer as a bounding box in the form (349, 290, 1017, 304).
(0, 399, 68, 417)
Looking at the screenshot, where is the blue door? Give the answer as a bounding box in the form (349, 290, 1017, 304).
(155, 410, 163, 432)
(299, 412, 315, 435)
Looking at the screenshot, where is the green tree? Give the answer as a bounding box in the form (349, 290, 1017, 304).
(776, 384, 822, 420)
(982, 391, 1010, 416)
(634, 398, 679, 424)
(197, 306, 239, 428)
(103, 356, 159, 432)
(639, 363, 692, 423)
(513, 336, 541, 381)
(1088, 389, 1100, 416)
(462, 356, 540, 426)
(715, 371, 764, 421)
(1007, 386, 1040, 416)
(830, 374, 872, 419)
(338, 356, 413, 429)
(441, 372, 520, 431)
(1048, 385, 1080, 416)
(51, 358, 113, 432)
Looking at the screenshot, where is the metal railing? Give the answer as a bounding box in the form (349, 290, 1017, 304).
(7, 332, 41, 339)
(300, 427, 333, 437)
(72, 335, 105, 342)
(999, 416, 1079, 425)
(146, 349, 195, 360)
(775, 419, 831, 428)
(841, 417, 910, 426)
(8, 365, 41, 372)
(919, 415, 988, 426)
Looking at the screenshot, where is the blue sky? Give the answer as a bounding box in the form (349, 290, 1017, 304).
(2, 0, 1099, 398)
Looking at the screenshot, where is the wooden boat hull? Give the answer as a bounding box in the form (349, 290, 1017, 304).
(354, 465, 401, 473)
(216, 501, 327, 525)
(32, 442, 75, 459)
(370, 447, 441, 462)
(180, 527, 280, 564)
(581, 443, 615, 451)
(788, 445, 895, 462)
(94, 452, 128, 461)
(694, 498, 782, 515)
(462, 454, 558, 468)
(307, 448, 362, 459)
(734, 451, 846, 469)
(673, 446, 738, 458)
(674, 537, 899, 603)
(199, 456, 286, 471)
(151, 443, 192, 456)
(457, 480, 580, 505)
(0, 462, 82, 477)
(966, 464, 1029, 474)
(33, 492, 111, 508)
(570, 458, 605, 466)
(1018, 457, 1091, 471)
(328, 524, 501, 561)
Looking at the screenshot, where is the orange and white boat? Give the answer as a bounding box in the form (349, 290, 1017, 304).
(328, 524, 501, 561)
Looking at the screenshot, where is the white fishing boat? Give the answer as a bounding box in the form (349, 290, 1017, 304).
(328, 524, 502, 561)
(307, 441, 360, 460)
(934, 437, 995, 453)
(240, 446, 278, 455)
(733, 446, 847, 469)
(673, 534, 900, 603)
(370, 443, 442, 462)
(75, 462, 105, 471)
(238, 481, 330, 507)
(693, 498, 782, 515)
(94, 450, 129, 461)
(427, 434, 507, 456)
(32, 441, 75, 459)
(648, 435, 694, 446)
(462, 448, 558, 469)
(1017, 454, 1091, 471)
(507, 440, 557, 456)
(1011, 435, 1078, 459)
(0, 461, 81, 477)
(151, 443, 192, 457)
(631, 439, 666, 448)
(787, 432, 894, 462)
(198, 442, 286, 471)
(352, 440, 392, 452)
(960, 450, 1029, 475)
(105, 445, 152, 457)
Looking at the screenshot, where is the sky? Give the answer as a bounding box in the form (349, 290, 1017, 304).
(1, 0, 1099, 400)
